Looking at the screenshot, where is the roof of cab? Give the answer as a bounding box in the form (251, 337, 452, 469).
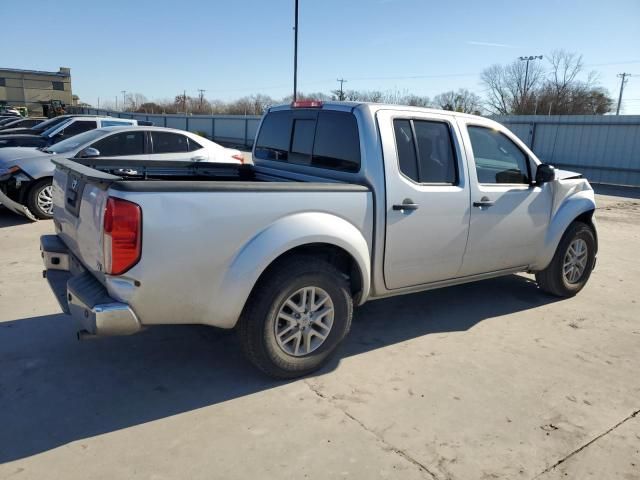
(268, 101, 484, 121)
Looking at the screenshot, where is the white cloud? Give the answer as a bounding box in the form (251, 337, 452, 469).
(467, 41, 517, 48)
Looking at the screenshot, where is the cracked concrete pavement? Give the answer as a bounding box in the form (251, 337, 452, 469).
(1, 187, 639, 479)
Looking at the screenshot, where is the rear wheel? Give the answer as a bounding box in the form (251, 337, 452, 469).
(26, 178, 54, 219)
(238, 255, 353, 378)
(535, 221, 596, 297)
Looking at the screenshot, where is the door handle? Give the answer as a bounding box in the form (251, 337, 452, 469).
(473, 196, 495, 208)
(191, 155, 206, 161)
(393, 200, 419, 211)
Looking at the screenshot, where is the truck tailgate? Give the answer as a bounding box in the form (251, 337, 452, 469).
(51, 161, 116, 282)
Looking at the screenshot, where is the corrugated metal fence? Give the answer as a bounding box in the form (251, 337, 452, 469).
(69, 108, 640, 186)
(495, 115, 640, 187)
(68, 107, 261, 148)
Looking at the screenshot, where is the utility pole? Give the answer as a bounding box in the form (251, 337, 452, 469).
(121, 90, 127, 111)
(616, 73, 632, 115)
(115, 95, 118, 111)
(183, 89, 187, 114)
(519, 55, 543, 110)
(197, 89, 206, 111)
(336, 78, 347, 100)
(293, 0, 299, 101)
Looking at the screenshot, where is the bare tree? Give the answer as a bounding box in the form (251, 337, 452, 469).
(482, 51, 613, 115)
(124, 93, 148, 112)
(481, 60, 544, 114)
(433, 89, 482, 113)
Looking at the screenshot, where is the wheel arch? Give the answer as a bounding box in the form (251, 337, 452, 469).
(533, 191, 597, 271)
(21, 175, 52, 203)
(215, 212, 371, 329)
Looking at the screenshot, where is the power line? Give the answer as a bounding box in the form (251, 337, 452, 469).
(150, 60, 640, 100)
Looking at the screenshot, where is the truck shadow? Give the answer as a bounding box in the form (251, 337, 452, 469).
(0, 274, 559, 463)
(593, 183, 640, 200)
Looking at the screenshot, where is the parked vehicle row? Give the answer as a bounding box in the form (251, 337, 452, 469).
(0, 115, 140, 148)
(0, 125, 244, 219)
(0, 117, 46, 131)
(40, 101, 598, 378)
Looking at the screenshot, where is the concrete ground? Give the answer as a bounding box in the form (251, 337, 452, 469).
(0, 188, 639, 480)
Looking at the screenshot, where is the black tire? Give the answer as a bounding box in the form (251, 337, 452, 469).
(535, 221, 596, 297)
(26, 178, 54, 220)
(238, 255, 353, 379)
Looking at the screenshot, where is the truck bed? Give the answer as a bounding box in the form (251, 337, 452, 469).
(50, 158, 373, 331)
(53, 158, 369, 192)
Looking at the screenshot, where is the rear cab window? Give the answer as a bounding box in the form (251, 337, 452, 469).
(254, 109, 361, 172)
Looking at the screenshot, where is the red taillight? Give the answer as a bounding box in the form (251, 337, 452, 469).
(103, 197, 141, 275)
(231, 153, 245, 164)
(291, 100, 323, 108)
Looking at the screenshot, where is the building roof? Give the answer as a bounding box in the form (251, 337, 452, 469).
(0, 67, 70, 77)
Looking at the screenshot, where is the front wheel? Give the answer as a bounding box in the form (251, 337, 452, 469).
(238, 255, 353, 378)
(26, 178, 54, 219)
(535, 221, 596, 297)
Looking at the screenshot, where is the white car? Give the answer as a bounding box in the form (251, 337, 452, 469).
(0, 126, 245, 219)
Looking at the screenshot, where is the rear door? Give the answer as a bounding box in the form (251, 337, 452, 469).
(457, 118, 553, 275)
(379, 109, 471, 289)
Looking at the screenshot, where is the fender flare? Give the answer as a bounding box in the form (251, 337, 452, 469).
(215, 212, 371, 328)
(532, 190, 596, 270)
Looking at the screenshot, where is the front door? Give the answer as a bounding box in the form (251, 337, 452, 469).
(458, 119, 553, 276)
(380, 110, 471, 290)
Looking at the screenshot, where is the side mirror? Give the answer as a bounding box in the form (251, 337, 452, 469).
(535, 163, 555, 185)
(79, 147, 100, 158)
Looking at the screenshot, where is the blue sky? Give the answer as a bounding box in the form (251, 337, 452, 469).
(2, 0, 640, 113)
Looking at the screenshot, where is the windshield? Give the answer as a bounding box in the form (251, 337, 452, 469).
(44, 129, 107, 154)
(31, 116, 68, 132)
(41, 119, 75, 138)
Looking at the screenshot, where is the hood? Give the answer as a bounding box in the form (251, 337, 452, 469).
(554, 168, 583, 181)
(0, 147, 47, 165)
(551, 170, 593, 218)
(0, 149, 56, 178)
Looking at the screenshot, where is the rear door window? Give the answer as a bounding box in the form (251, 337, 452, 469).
(151, 131, 189, 153)
(394, 119, 458, 184)
(254, 109, 360, 172)
(187, 136, 204, 151)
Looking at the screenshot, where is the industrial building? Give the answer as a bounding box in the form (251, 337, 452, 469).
(0, 67, 72, 116)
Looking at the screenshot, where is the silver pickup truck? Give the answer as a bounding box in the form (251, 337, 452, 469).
(41, 101, 597, 378)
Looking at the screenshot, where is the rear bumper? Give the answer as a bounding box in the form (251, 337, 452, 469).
(41, 234, 141, 336)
